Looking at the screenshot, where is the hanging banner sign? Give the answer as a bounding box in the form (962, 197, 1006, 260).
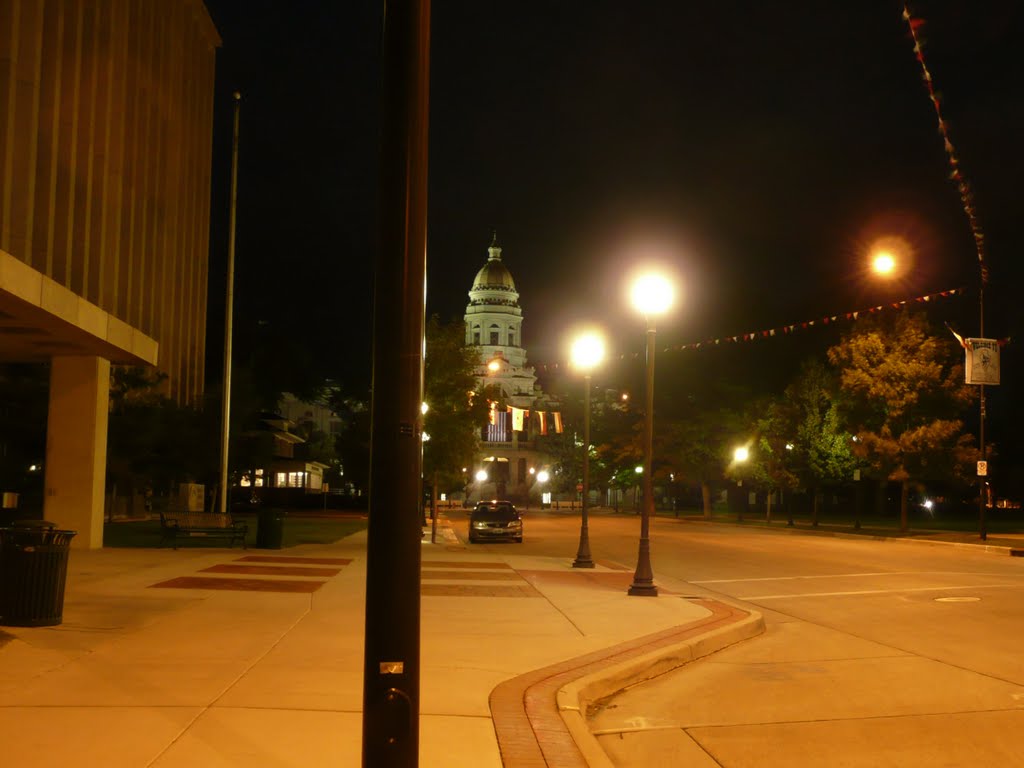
(965, 338, 1000, 385)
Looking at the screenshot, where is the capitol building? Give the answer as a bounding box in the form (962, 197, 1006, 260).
(463, 237, 562, 504)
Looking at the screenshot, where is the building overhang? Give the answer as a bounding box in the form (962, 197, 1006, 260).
(0, 250, 158, 366)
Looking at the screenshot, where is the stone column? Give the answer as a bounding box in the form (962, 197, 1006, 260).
(43, 356, 111, 549)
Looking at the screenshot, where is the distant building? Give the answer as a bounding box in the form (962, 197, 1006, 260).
(464, 237, 561, 503)
(279, 391, 344, 439)
(236, 411, 328, 504)
(0, 1, 220, 545)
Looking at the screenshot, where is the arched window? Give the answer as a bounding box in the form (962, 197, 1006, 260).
(489, 324, 500, 345)
(473, 324, 481, 345)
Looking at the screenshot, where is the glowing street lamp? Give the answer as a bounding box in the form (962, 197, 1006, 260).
(628, 272, 674, 597)
(475, 469, 488, 483)
(570, 330, 606, 569)
(871, 251, 896, 277)
(732, 445, 750, 522)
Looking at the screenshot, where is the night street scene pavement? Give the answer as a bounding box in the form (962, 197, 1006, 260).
(2, 2, 1023, 767)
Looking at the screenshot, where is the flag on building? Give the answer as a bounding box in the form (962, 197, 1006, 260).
(486, 410, 509, 442)
(553, 412, 563, 433)
(537, 411, 547, 435)
(511, 407, 525, 432)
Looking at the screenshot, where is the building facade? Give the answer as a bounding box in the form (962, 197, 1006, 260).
(0, 0, 219, 545)
(464, 238, 561, 504)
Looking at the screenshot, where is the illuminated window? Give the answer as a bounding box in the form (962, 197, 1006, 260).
(240, 474, 252, 487)
(276, 472, 287, 486)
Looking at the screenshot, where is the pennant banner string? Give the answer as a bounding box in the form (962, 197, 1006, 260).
(902, 4, 989, 285)
(533, 287, 977, 371)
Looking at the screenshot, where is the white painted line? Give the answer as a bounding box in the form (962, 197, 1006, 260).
(693, 570, 1005, 585)
(740, 583, 1022, 601)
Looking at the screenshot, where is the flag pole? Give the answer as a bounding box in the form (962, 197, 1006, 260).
(219, 92, 241, 514)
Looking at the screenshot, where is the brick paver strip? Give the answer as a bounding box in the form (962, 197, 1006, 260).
(422, 560, 513, 569)
(201, 564, 342, 577)
(422, 583, 543, 598)
(236, 556, 352, 565)
(489, 598, 748, 768)
(422, 570, 522, 581)
(149, 576, 324, 593)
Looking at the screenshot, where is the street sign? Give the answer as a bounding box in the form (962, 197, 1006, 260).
(965, 338, 1000, 385)
(977, 461, 988, 477)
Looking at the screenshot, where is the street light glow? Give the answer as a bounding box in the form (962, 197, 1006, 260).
(570, 331, 606, 371)
(487, 359, 501, 372)
(536, 470, 550, 483)
(475, 470, 488, 482)
(630, 273, 674, 316)
(872, 251, 896, 276)
(734, 446, 749, 463)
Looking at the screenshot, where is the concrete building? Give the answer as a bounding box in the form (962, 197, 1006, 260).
(0, 1, 220, 546)
(464, 237, 561, 504)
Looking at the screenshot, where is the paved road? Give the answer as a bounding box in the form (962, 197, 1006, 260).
(453, 507, 1024, 767)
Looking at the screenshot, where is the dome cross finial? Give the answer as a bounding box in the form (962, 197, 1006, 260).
(488, 232, 502, 261)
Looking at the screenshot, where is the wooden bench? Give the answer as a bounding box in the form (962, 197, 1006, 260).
(159, 512, 248, 549)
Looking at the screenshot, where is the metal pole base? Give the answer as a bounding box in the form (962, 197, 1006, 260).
(627, 580, 658, 597)
(572, 556, 595, 569)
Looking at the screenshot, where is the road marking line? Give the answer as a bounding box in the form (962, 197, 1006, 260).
(740, 583, 1022, 600)
(694, 571, 1004, 585)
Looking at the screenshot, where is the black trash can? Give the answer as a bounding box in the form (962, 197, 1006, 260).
(256, 509, 286, 549)
(0, 522, 77, 627)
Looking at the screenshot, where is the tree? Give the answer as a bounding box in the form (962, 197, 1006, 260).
(784, 359, 859, 526)
(657, 382, 750, 519)
(330, 392, 371, 498)
(827, 312, 977, 531)
(107, 366, 214, 514)
(751, 398, 800, 522)
(422, 316, 490, 497)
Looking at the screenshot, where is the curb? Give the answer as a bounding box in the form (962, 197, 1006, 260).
(671, 517, 1022, 556)
(489, 598, 764, 768)
(556, 601, 763, 768)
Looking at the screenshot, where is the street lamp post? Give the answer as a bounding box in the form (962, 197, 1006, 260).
(570, 332, 605, 568)
(732, 445, 749, 523)
(628, 274, 673, 597)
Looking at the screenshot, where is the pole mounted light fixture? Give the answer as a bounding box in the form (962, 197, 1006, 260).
(570, 330, 606, 569)
(628, 271, 674, 597)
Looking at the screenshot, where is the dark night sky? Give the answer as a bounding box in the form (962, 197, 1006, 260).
(201, 2, 1022, 415)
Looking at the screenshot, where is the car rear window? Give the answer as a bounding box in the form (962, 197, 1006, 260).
(475, 504, 517, 520)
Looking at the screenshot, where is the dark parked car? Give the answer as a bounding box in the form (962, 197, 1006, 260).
(468, 500, 523, 543)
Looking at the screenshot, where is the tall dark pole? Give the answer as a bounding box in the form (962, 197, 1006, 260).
(978, 280, 987, 541)
(573, 373, 594, 568)
(629, 318, 658, 596)
(362, 1, 430, 766)
(218, 92, 241, 515)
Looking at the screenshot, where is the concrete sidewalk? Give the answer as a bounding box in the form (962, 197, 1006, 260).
(0, 516, 760, 767)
